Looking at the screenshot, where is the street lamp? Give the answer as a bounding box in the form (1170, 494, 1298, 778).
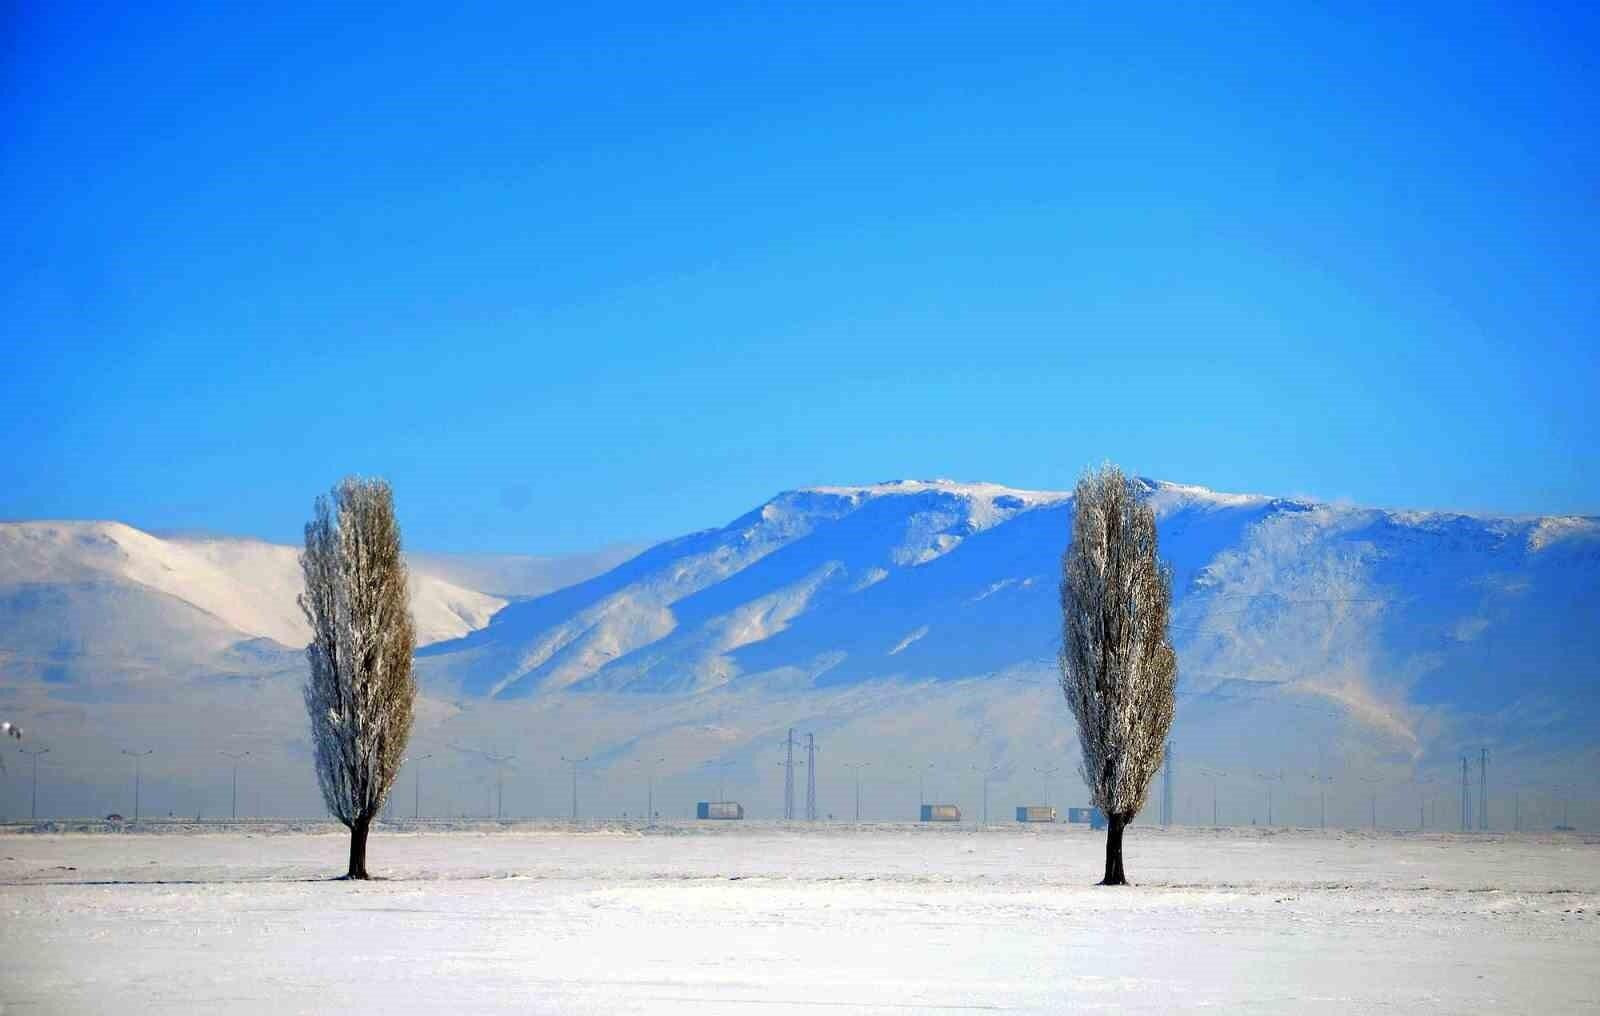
(122, 749, 153, 823)
(1033, 765, 1062, 808)
(1359, 775, 1382, 830)
(1308, 772, 1334, 830)
(220, 751, 251, 821)
(1255, 771, 1283, 826)
(20, 746, 48, 820)
(636, 756, 665, 826)
(971, 764, 1004, 825)
(1197, 768, 1226, 827)
(910, 761, 936, 809)
(843, 762, 870, 821)
(412, 753, 434, 821)
(562, 755, 589, 821)
(450, 745, 516, 820)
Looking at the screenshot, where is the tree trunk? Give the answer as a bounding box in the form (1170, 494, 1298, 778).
(347, 814, 372, 880)
(1100, 812, 1129, 885)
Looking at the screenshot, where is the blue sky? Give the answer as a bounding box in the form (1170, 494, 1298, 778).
(3, 2, 1595, 553)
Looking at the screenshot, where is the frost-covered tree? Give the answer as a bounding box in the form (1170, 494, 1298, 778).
(299, 477, 416, 879)
(1059, 464, 1177, 885)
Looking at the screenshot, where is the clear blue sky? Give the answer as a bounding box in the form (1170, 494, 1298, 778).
(3, 2, 1595, 553)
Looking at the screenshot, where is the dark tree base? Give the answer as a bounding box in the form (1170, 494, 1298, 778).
(347, 814, 372, 880)
(1100, 812, 1130, 885)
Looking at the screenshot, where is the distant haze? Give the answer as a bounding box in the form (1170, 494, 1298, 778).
(1, 478, 1594, 832)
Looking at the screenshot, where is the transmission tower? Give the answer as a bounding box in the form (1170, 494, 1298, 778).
(1478, 747, 1489, 831)
(805, 733, 817, 821)
(1460, 755, 1471, 832)
(780, 728, 799, 820)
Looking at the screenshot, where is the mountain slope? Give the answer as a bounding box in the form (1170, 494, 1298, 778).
(0, 522, 506, 650)
(418, 478, 1600, 759)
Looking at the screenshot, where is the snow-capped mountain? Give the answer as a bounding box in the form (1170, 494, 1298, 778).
(421, 478, 1599, 742)
(2, 481, 1596, 823)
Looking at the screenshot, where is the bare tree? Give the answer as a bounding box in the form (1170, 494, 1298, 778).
(300, 477, 416, 879)
(1059, 464, 1176, 885)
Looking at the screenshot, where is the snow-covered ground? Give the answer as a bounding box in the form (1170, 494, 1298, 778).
(3, 823, 1597, 1013)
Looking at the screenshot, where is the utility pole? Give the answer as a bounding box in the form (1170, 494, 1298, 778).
(780, 728, 798, 820)
(806, 736, 819, 825)
(220, 751, 250, 821)
(637, 756, 664, 826)
(21, 746, 48, 820)
(704, 759, 736, 805)
(122, 749, 153, 823)
(412, 753, 433, 821)
(843, 762, 870, 821)
(560, 755, 587, 822)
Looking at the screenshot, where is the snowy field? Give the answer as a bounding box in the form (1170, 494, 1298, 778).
(3, 823, 1597, 1014)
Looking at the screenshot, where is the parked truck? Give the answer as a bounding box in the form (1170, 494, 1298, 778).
(1015, 805, 1057, 823)
(696, 801, 744, 820)
(920, 804, 961, 822)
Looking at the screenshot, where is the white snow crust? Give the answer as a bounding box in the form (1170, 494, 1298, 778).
(3, 824, 1596, 1014)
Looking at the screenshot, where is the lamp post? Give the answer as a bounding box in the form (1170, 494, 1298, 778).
(1255, 771, 1282, 826)
(412, 753, 433, 821)
(972, 764, 1003, 825)
(1033, 765, 1062, 809)
(911, 761, 935, 809)
(843, 762, 870, 821)
(20, 746, 48, 820)
(1360, 776, 1382, 830)
(636, 756, 665, 826)
(122, 749, 153, 823)
(1308, 773, 1334, 829)
(562, 755, 589, 821)
(1413, 775, 1434, 831)
(704, 759, 736, 805)
(1197, 767, 1226, 826)
(220, 751, 250, 821)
